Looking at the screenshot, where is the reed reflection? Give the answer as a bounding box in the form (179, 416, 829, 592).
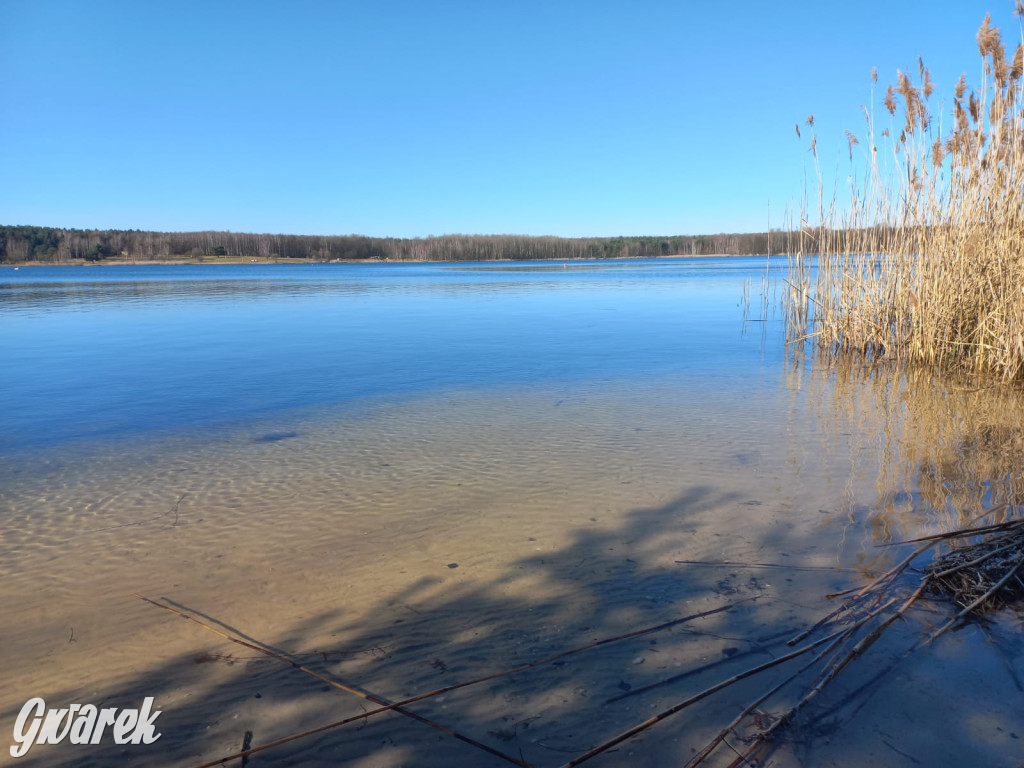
(788, 353, 1023, 544)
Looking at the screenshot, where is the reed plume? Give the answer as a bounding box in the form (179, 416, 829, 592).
(788, 13, 1024, 381)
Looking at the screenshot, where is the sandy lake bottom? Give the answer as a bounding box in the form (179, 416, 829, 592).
(1, 260, 1022, 767)
(2, 374, 1022, 768)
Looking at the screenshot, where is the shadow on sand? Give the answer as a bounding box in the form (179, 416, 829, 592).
(4, 484, 1021, 768)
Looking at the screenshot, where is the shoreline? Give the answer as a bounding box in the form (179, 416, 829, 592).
(0, 253, 779, 268)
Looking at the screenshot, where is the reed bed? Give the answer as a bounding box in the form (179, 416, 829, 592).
(788, 11, 1024, 381)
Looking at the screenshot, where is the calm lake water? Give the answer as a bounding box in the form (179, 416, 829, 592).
(1, 258, 1021, 767)
(1, 259, 781, 451)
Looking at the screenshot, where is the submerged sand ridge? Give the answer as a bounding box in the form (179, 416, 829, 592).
(1, 376, 1022, 767)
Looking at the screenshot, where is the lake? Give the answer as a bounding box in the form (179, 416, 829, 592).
(1, 259, 1020, 767)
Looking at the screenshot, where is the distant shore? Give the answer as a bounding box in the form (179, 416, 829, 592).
(1, 253, 773, 268)
(1, 226, 787, 265)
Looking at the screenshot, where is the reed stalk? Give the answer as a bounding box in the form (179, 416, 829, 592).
(788, 12, 1024, 381)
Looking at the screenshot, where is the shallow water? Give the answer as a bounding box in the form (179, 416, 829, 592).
(0, 260, 773, 451)
(0, 259, 1021, 767)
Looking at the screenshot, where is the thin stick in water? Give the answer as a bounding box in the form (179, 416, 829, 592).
(558, 626, 852, 768)
(136, 595, 531, 768)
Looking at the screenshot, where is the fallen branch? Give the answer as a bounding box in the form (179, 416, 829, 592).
(675, 559, 857, 573)
(928, 538, 1021, 579)
(558, 625, 853, 767)
(140, 595, 753, 767)
(825, 539, 935, 599)
(137, 595, 531, 768)
(605, 633, 790, 704)
(880, 508, 1018, 547)
(683, 621, 861, 768)
(727, 596, 905, 768)
(927, 559, 1024, 643)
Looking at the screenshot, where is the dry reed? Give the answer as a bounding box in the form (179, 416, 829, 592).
(788, 12, 1024, 381)
(139, 508, 1023, 768)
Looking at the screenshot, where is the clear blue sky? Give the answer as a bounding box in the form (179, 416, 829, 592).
(1, 1, 1016, 237)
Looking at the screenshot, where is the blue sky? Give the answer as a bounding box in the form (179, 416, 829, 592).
(1, 1, 1016, 237)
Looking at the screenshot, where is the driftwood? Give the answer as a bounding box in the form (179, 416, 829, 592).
(584, 508, 1023, 767)
(674, 559, 858, 573)
(136, 505, 1021, 768)
(925, 518, 1024, 632)
(138, 595, 752, 768)
(138, 595, 530, 768)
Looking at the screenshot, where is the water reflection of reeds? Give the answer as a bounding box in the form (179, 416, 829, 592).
(789, 353, 1024, 541)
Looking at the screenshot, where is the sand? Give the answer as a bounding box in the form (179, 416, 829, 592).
(1, 380, 1021, 767)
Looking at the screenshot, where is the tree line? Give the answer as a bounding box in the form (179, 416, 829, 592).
(0, 225, 792, 265)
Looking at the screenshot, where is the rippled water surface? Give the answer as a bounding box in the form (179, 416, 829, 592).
(1, 259, 779, 450)
(0, 259, 1020, 767)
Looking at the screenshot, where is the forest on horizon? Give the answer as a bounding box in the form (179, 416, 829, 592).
(0, 225, 790, 264)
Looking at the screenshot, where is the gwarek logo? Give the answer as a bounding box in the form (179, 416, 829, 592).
(10, 697, 161, 758)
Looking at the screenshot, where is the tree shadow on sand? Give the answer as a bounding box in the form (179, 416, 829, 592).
(5, 485, 1021, 768)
